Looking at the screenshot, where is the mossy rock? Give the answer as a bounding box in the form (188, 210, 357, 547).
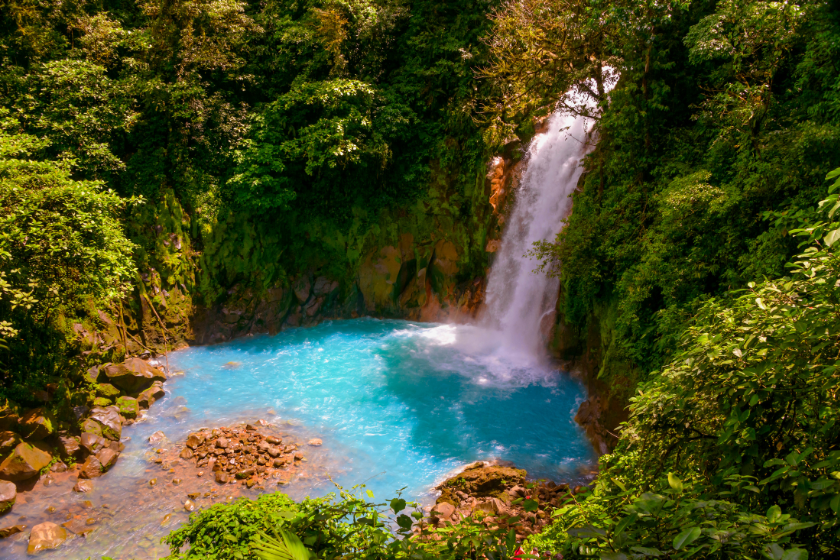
(92, 397, 112, 408)
(17, 408, 55, 441)
(436, 463, 527, 506)
(80, 418, 103, 438)
(95, 384, 121, 399)
(115, 397, 139, 420)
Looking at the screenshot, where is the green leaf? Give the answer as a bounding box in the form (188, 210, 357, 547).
(673, 527, 701, 550)
(366, 490, 374, 499)
(390, 498, 406, 514)
(396, 514, 413, 530)
(522, 499, 539, 513)
(781, 549, 809, 560)
(767, 505, 782, 523)
(668, 473, 684, 492)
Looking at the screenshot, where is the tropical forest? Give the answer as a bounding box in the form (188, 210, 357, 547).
(0, 0, 838, 559)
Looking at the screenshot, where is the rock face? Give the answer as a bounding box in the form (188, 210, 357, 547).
(0, 443, 52, 481)
(0, 480, 16, 513)
(99, 357, 166, 394)
(27, 522, 68, 554)
(17, 408, 55, 441)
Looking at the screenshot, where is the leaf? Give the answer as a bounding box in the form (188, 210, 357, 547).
(630, 546, 663, 557)
(366, 490, 374, 499)
(781, 549, 809, 560)
(253, 529, 312, 560)
(824, 228, 840, 247)
(756, 297, 766, 309)
(673, 527, 701, 550)
(390, 498, 406, 514)
(668, 473, 684, 492)
(396, 514, 413, 530)
(767, 505, 782, 523)
(522, 499, 539, 513)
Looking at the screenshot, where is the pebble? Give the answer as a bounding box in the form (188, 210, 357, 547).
(184, 499, 195, 512)
(149, 478, 157, 487)
(307, 438, 322, 446)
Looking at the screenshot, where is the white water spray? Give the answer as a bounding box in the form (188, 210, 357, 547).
(481, 100, 601, 361)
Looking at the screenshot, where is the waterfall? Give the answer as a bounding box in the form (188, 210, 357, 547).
(481, 105, 600, 361)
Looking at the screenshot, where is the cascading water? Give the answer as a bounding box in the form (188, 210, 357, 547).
(482, 103, 601, 361)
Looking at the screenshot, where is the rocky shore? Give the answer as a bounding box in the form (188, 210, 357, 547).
(424, 462, 588, 541)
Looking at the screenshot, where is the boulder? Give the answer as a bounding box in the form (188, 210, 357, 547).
(432, 502, 455, 520)
(78, 456, 103, 479)
(436, 463, 526, 507)
(99, 357, 166, 394)
(293, 276, 312, 303)
(95, 383, 121, 399)
(185, 433, 205, 449)
(179, 448, 193, 460)
(148, 431, 167, 445)
(57, 435, 81, 459)
(80, 433, 107, 455)
(0, 480, 16, 513)
(27, 522, 68, 554)
(86, 407, 122, 441)
(73, 480, 93, 493)
(0, 403, 18, 432)
(137, 383, 166, 409)
(115, 396, 139, 420)
(80, 418, 103, 438)
(17, 408, 55, 441)
(0, 431, 19, 456)
(0, 443, 52, 481)
(92, 397, 112, 408)
(215, 471, 229, 484)
(95, 447, 119, 471)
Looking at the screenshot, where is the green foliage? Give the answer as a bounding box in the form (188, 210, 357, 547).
(164, 484, 520, 560)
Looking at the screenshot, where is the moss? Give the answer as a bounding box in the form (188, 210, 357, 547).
(95, 384, 121, 399)
(92, 397, 112, 407)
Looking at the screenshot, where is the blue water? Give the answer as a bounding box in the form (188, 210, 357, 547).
(165, 319, 595, 496)
(0, 319, 595, 560)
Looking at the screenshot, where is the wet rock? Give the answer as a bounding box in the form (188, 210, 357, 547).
(80, 418, 103, 438)
(95, 447, 119, 471)
(216, 437, 229, 449)
(215, 471, 229, 484)
(100, 357, 166, 394)
(0, 525, 24, 539)
(17, 408, 55, 441)
(149, 431, 167, 445)
(80, 432, 107, 455)
(308, 438, 323, 446)
(49, 461, 67, 473)
(93, 397, 112, 408)
(87, 407, 123, 441)
(294, 452, 304, 461)
(432, 502, 455, 520)
(267, 447, 281, 458)
(184, 499, 195, 512)
(61, 518, 95, 537)
(78, 456, 103, 479)
(293, 276, 311, 303)
(27, 522, 68, 554)
(179, 448, 194, 460)
(186, 433, 205, 449)
(0, 431, 19, 456)
(0, 404, 18, 431)
(0, 480, 16, 513)
(73, 480, 94, 493)
(138, 383, 165, 408)
(265, 436, 281, 445)
(57, 435, 81, 459)
(115, 396, 139, 420)
(0, 442, 52, 481)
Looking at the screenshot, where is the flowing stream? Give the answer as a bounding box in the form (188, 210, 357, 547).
(0, 104, 602, 559)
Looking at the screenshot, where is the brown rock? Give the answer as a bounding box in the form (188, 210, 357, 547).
(267, 447, 281, 458)
(307, 438, 323, 446)
(73, 480, 94, 493)
(216, 437, 229, 449)
(186, 433, 205, 449)
(100, 357, 166, 394)
(179, 448, 194, 460)
(78, 456, 103, 479)
(0, 480, 16, 513)
(184, 499, 195, 512)
(432, 502, 455, 519)
(214, 471, 229, 484)
(95, 448, 119, 471)
(265, 436, 281, 445)
(0, 525, 24, 539)
(294, 452, 304, 461)
(17, 408, 55, 441)
(0, 442, 52, 481)
(80, 432, 107, 454)
(27, 522, 68, 554)
(148, 431, 167, 445)
(0, 431, 19, 455)
(57, 435, 81, 458)
(137, 383, 165, 408)
(86, 407, 122, 441)
(236, 468, 256, 479)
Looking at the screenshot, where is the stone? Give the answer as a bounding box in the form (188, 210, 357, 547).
(0, 431, 19, 456)
(148, 431, 167, 445)
(0, 525, 24, 539)
(307, 438, 323, 446)
(138, 383, 166, 408)
(267, 447, 281, 458)
(216, 437, 229, 449)
(73, 480, 94, 493)
(27, 522, 68, 554)
(236, 468, 256, 479)
(0, 480, 16, 513)
(57, 435, 81, 458)
(265, 436, 282, 445)
(215, 471, 229, 484)
(80, 418, 103, 438)
(294, 452, 304, 461)
(61, 518, 95, 537)
(95, 448, 119, 471)
(184, 499, 195, 512)
(432, 502, 455, 520)
(93, 397, 112, 408)
(0, 442, 52, 481)
(17, 408, 55, 441)
(95, 383, 121, 399)
(0, 403, 18, 432)
(100, 357, 166, 394)
(49, 461, 67, 473)
(87, 407, 122, 441)
(293, 276, 311, 303)
(186, 433, 205, 449)
(115, 396, 139, 420)
(179, 448, 194, 460)
(80, 433, 107, 454)
(78, 456, 103, 479)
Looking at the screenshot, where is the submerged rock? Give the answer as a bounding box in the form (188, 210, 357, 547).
(73, 480, 94, 493)
(0, 525, 24, 539)
(27, 522, 68, 554)
(307, 438, 323, 446)
(0, 480, 16, 513)
(78, 456, 103, 479)
(0, 442, 52, 481)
